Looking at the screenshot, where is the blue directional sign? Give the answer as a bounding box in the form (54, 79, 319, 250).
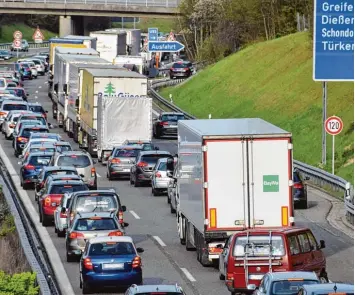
(148, 28, 158, 41)
(148, 41, 185, 52)
(313, 0, 354, 81)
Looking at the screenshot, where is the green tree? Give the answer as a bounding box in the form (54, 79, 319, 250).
(104, 82, 115, 96)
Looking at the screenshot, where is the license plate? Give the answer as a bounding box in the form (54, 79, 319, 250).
(123, 169, 130, 172)
(103, 263, 124, 269)
(249, 274, 264, 280)
(169, 125, 176, 128)
(51, 202, 56, 206)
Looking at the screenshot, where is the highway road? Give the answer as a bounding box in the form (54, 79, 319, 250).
(0, 74, 353, 294)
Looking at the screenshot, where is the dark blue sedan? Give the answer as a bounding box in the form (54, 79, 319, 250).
(20, 151, 54, 189)
(79, 236, 144, 293)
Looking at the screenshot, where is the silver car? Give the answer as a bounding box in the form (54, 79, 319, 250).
(2, 110, 25, 139)
(151, 158, 170, 196)
(54, 190, 72, 237)
(65, 212, 125, 262)
(49, 151, 97, 189)
(167, 164, 179, 214)
(0, 100, 28, 126)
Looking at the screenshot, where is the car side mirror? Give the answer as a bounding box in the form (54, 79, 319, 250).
(45, 110, 48, 113)
(319, 240, 325, 249)
(121, 205, 126, 212)
(136, 247, 144, 253)
(167, 171, 173, 178)
(93, 160, 97, 164)
(80, 174, 85, 178)
(123, 222, 129, 227)
(216, 244, 223, 249)
(247, 284, 257, 291)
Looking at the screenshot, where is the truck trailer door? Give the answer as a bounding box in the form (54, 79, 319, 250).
(247, 137, 293, 227)
(204, 139, 248, 231)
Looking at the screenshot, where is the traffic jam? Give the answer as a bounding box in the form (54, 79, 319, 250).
(0, 33, 353, 295)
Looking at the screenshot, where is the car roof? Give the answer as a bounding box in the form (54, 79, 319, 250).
(114, 145, 143, 150)
(130, 285, 183, 292)
(30, 142, 56, 147)
(20, 113, 43, 117)
(47, 174, 81, 180)
(30, 132, 54, 137)
(49, 180, 84, 186)
(2, 100, 27, 105)
(139, 151, 171, 156)
(156, 158, 168, 163)
(21, 124, 47, 131)
(43, 166, 77, 172)
(28, 151, 54, 157)
(161, 112, 184, 116)
(302, 283, 354, 292)
(125, 139, 152, 143)
(268, 271, 318, 281)
(71, 189, 117, 197)
(56, 150, 88, 156)
(89, 236, 133, 244)
(54, 141, 71, 146)
(28, 102, 43, 106)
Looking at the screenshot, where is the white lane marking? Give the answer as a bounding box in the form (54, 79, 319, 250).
(38, 86, 42, 89)
(153, 236, 166, 247)
(129, 210, 141, 220)
(152, 109, 160, 116)
(44, 81, 48, 84)
(35, 90, 38, 93)
(180, 268, 196, 282)
(0, 144, 75, 295)
(35, 96, 38, 99)
(96, 173, 101, 178)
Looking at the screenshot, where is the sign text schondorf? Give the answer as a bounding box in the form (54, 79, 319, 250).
(98, 82, 147, 98)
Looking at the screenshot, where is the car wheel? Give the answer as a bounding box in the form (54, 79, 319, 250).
(219, 273, 225, 280)
(29, 77, 33, 80)
(35, 76, 38, 79)
(170, 203, 176, 214)
(66, 252, 74, 263)
(57, 229, 65, 238)
(39, 208, 42, 222)
(130, 175, 134, 185)
(152, 187, 158, 196)
(42, 215, 51, 227)
(134, 179, 140, 187)
(300, 200, 308, 209)
(54, 226, 57, 233)
(82, 281, 91, 294)
(319, 271, 329, 283)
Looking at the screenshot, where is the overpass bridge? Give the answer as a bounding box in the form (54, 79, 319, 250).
(0, 0, 180, 36)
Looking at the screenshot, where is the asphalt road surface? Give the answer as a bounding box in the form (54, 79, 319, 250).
(0, 73, 353, 295)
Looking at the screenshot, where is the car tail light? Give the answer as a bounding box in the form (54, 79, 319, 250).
(24, 164, 35, 170)
(170, 67, 174, 71)
(132, 256, 141, 268)
(44, 196, 51, 206)
(70, 212, 74, 221)
(294, 183, 303, 189)
(83, 258, 93, 270)
(69, 232, 84, 239)
(9, 123, 15, 128)
(155, 172, 161, 178)
(111, 158, 121, 164)
(17, 137, 28, 142)
(91, 167, 96, 177)
(60, 211, 67, 218)
(137, 162, 148, 167)
(184, 67, 189, 71)
(0, 112, 6, 116)
(159, 122, 168, 126)
(108, 231, 123, 236)
(118, 211, 123, 224)
(209, 246, 223, 254)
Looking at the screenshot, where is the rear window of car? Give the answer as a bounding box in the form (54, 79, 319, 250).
(233, 235, 285, 257)
(75, 195, 118, 213)
(271, 280, 319, 295)
(3, 103, 27, 111)
(173, 62, 190, 68)
(21, 116, 46, 125)
(13, 116, 20, 122)
(57, 155, 91, 168)
(28, 155, 52, 166)
(157, 162, 167, 170)
(0, 80, 5, 88)
(89, 242, 135, 256)
(141, 154, 172, 164)
(74, 218, 118, 231)
(30, 147, 55, 153)
(114, 149, 140, 157)
(32, 60, 40, 65)
(44, 170, 77, 180)
(31, 133, 57, 140)
(49, 184, 87, 194)
(55, 145, 72, 152)
(21, 128, 48, 137)
(161, 114, 185, 121)
(29, 105, 44, 113)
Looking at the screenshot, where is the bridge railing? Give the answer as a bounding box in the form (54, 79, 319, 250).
(0, 41, 50, 51)
(0, 0, 179, 6)
(149, 78, 354, 225)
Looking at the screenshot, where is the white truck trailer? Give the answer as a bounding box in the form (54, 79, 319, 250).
(105, 28, 141, 56)
(63, 35, 98, 50)
(114, 55, 144, 74)
(90, 31, 127, 62)
(52, 47, 99, 125)
(67, 63, 125, 142)
(172, 118, 294, 267)
(79, 68, 151, 159)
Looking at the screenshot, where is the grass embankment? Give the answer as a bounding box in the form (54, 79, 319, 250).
(112, 17, 175, 33)
(0, 23, 57, 43)
(161, 32, 354, 182)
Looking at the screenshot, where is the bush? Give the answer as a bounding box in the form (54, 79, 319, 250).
(0, 271, 39, 295)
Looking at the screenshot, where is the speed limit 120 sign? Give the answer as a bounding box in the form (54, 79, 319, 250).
(325, 116, 343, 136)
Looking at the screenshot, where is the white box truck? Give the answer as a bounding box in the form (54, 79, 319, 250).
(172, 118, 294, 267)
(90, 31, 127, 62)
(79, 68, 151, 159)
(67, 63, 125, 142)
(114, 55, 144, 74)
(52, 47, 99, 125)
(106, 28, 141, 56)
(63, 35, 98, 50)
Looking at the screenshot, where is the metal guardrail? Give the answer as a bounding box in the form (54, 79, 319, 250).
(149, 78, 354, 225)
(0, 0, 179, 6)
(0, 41, 49, 50)
(0, 157, 60, 294)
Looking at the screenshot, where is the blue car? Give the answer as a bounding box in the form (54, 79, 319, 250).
(80, 236, 144, 294)
(298, 283, 354, 295)
(13, 125, 49, 157)
(29, 132, 61, 141)
(20, 151, 54, 189)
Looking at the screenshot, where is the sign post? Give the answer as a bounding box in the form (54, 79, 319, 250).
(32, 26, 44, 43)
(13, 30, 22, 58)
(324, 116, 343, 174)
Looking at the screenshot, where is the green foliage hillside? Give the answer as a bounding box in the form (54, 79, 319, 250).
(161, 32, 354, 182)
(0, 23, 56, 43)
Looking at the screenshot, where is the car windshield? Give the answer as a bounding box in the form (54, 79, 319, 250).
(28, 155, 52, 166)
(233, 235, 285, 257)
(141, 154, 171, 164)
(173, 62, 190, 68)
(30, 147, 55, 153)
(49, 184, 87, 194)
(161, 114, 185, 121)
(57, 155, 91, 168)
(3, 104, 27, 111)
(76, 196, 118, 213)
(13, 116, 20, 122)
(44, 170, 77, 180)
(56, 145, 72, 152)
(22, 128, 48, 137)
(31, 133, 56, 140)
(74, 218, 118, 231)
(32, 60, 40, 65)
(271, 280, 319, 295)
(0, 80, 5, 88)
(29, 105, 44, 113)
(19, 121, 42, 130)
(89, 242, 135, 256)
(21, 116, 46, 125)
(114, 149, 140, 157)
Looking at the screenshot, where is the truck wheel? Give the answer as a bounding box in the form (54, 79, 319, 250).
(219, 273, 225, 280)
(185, 222, 195, 251)
(319, 271, 329, 283)
(170, 203, 176, 214)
